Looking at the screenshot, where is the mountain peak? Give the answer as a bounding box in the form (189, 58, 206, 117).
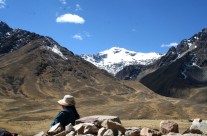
(100, 47, 136, 55)
(0, 21, 12, 37)
(0, 26, 41, 54)
(81, 47, 161, 75)
(0, 21, 9, 27)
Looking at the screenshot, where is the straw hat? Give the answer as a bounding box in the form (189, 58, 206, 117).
(58, 95, 75, 106)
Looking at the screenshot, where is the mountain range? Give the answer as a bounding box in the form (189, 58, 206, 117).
(81, 47, 161, 75)
(0, 21, 207, 134)
(0, 21, 134, 99)
(112, 28, 207, 104)
(79, 27, 207, 105)
(139, 28, 207, 103)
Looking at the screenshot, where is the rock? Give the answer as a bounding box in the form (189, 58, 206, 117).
(83, 123, 99, 134)
(125, 127, 141, 136)
(73, 123, 85, 135)
(189, 119, 207, 134)
(189, 127, 203, 134)
(65, 123, 74, 134)
(76, 115, 121, 127)
(140, 127, 152, 136)
(140, 127, 161, 136)
(53, 131, 66, 136)
(66, 131, 75, 136)
(183, 128, 203, 135)
(47, 123, 64, 135)
(103, 129, 114, 136)
(73, 123, 99, 135)
(101, 119, 126, 134)
(98, 127, 108, 136)
(160, 120, 179, 134)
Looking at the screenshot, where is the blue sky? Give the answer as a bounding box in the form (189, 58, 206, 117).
(0, 0, 207, 55)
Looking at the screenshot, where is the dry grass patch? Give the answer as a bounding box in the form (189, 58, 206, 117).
(0, 120, 51, 136)
(122, 119, 191, 134)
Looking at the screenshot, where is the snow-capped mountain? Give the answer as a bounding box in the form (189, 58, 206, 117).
(81, 47, 162, 75)
(139, 28, 207, 102)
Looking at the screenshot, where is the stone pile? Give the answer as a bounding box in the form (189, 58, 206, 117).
(35, 116, 207, 136)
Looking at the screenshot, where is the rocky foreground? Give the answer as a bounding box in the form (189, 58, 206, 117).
(34, 115, 207, 136)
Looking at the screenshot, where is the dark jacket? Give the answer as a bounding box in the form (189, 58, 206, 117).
(50, 108, 77, 128)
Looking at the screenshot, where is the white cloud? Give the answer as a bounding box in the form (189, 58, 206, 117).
(161, 42, 178, 48)
(75, 4, 82, 11)
(73, 34, 83, 40)
(59, 0, 67, 5)
(56, 13, 85, 24)
(72, 31, 91, 41)
(0, 0, 6, 9)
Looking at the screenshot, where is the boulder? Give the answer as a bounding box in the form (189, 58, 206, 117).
(73, 123, 99, 135)
(189, 128, 203, 134)
(140, 127, 161, 136)
(65, 123, 74, 134)
(125, 127, 141, 136)
(98, 127, 108, 136)
(101, 119, 126, 134)
(47, 123, 64, 136)
(73, 123, 85, 135)
(76, 115, 121, 127)
(83, 123, 99, 134)
(103, 129, 114, 136)
(189, 119, 207, 134)
(66, 131, 75, 136)
(160, 120, 179, 134)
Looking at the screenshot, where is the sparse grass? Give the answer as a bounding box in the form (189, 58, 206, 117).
(0, 120, 51, 136)
(122, 119, 191, 134)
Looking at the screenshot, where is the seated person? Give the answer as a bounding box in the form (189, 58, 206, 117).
(50, 95, 80, 128)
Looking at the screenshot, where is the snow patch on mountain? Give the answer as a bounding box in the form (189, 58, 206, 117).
(44, 37, 68, 60)
(81, 47, 162, 75)
(46, 45, 68, 60)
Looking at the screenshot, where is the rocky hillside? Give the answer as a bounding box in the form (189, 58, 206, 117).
(0, 21, 135, 98)
(116, 65, 144, 80)
(137, 28, 207, 103)
(81, 47, 161, 75)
